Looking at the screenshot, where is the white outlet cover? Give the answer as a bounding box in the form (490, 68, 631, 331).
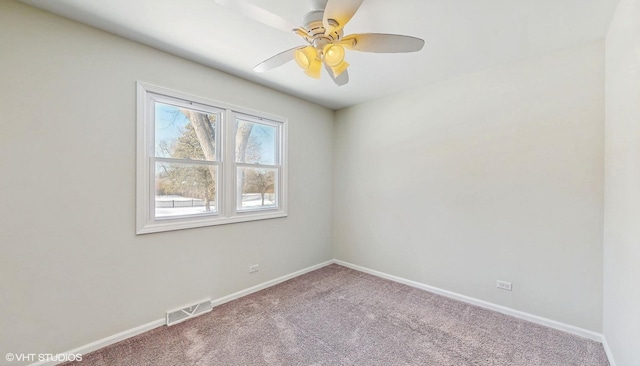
(497, 280, 512, 291)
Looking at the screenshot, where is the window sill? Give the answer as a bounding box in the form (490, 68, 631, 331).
(136, 211, 287, 235)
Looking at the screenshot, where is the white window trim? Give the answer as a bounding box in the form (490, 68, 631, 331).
(136, 82, 288, 234)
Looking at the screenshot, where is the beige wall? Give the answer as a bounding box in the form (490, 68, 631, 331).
(334, 42, 605, 331)
(0, 0, 333, 358)
(603, 0, 640, 364)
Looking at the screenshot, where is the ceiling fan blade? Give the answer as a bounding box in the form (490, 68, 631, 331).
(215, 0, 297, 33)
(324, 63, 349, 86)
(323, 0, 364, 35)
(340, 33, 425, 53)
(254, 47, 304, 72)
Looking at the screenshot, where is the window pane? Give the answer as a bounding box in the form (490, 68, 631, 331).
(237, 167, 277, 210)
(235, 120, 276, 165)
(155, 102, 217, 161)
(155, 162, 217, 218)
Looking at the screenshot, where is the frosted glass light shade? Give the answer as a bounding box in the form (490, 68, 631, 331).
(295, 46, 317, 69)
(329, 60, 349, 77)
(323, 44, 345, 67)
(305, 58, 322, 79)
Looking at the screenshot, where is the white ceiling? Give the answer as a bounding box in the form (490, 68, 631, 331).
(20, 0, 619, 110)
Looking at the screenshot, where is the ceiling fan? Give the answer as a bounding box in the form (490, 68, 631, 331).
(215, 0, 425, 86)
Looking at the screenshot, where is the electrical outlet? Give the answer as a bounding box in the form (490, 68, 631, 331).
(249, 264, 259, 273)
(497, 280, 512, 291)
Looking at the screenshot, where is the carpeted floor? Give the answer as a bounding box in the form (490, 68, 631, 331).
(68, 264, 609, 365)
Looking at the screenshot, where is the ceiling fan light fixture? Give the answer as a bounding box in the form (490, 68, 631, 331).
(329, 60, 349, 77)
(322, 44, 345, 67)
(305, 58, 323, 79)
(294, 46, 318, 69)
(295, 46, 322, 79)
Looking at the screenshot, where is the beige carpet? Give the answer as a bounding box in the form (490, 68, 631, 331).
(68, 264, 609, 365)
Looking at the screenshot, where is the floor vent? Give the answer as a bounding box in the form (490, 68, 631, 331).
(166, 298, 213, 326)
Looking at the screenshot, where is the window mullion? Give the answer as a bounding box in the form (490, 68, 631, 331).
(223, 109, 236, 217)
(148, 156, 156, 223)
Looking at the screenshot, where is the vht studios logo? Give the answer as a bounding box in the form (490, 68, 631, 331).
(5, 353, 83, 362)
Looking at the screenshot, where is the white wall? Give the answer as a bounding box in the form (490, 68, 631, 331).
(334, 42, 605, 331)
(603, 0, 640, 364)
(0, 0, 333, 359)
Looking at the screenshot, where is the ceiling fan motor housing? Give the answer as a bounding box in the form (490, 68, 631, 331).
(302, 12, 341, 43)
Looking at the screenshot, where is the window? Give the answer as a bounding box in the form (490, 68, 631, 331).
(136, 82, 287, 234)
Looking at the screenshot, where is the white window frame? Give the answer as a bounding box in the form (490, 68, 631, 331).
(136, 82, 288, 234)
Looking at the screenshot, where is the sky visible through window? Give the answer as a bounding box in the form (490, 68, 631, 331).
(154, 103, 275, 163)
(155, 103, 196, 158)
(252, 124, 276, 164)
(238, 120, 276, 165)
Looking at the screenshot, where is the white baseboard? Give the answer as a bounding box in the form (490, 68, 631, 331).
(600, 335, 617, 366)
(210, 260, 334, 307)
(32, 259, 614, 366)
(29, 319, 165, 366)
(334, 260, 604, 342)
(31, 260, 335, 366)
